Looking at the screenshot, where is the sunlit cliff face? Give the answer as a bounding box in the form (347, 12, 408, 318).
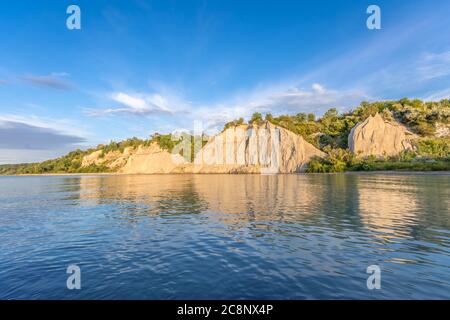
(193, 123, 324, 173)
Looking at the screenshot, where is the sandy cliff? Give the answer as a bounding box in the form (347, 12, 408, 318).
(348, 113, 416, 158)
(81, 147, 133, 169)
(192, 121, 324, 173)
(119, 144, 188, 174)
(80, 122, 324, 174)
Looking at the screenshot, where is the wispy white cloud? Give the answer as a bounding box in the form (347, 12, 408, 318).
(189, 83, 370, 133)
(260, 84, 368, 113)
(81, 5, 450, 134)
(416, 51, 450, 81)
(350, 49, 450, 99)
(86, 92, 183, 116)
(423, 88, 450, 101)
(82, 50, 450, 134)
(84, 81, 369, 134)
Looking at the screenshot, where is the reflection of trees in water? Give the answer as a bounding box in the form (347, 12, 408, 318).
(305, 174, 366, 231)
(400, 175, 450, 246)
(151, 183, 208, 217)
(50, 177, 84, 202)
(77, 175, 208, 220)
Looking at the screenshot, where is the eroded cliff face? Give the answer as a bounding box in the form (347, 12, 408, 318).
(81, 147, 133, 169)
(349, 113, 417, 158)
(119, 144, 188, 174)
(80, 122, 325, 174)
(192, 121, 325, 173)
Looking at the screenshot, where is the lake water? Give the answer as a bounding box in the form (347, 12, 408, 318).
(0, 173, 449, 299)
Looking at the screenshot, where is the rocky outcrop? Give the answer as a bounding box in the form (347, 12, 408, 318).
(349, 113, 416, 158)
(191, 121, 324, 173)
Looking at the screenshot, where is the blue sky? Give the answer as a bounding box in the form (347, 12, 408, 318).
(1, 0, 450, 163)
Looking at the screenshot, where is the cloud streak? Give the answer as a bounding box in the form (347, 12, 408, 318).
(85, 82, 370, 135)
(257, 84, 368, 114)
(87, 92, 177, 116)
(424, 88, 450, 101)
(0, 120, 85, 150)
(21, 73, 73, 90)
(189, 83, 370, 132)
(417, 51, 450, 81)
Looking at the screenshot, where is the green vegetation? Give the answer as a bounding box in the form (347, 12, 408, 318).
(416, 137, 450, 158)
(307, 138, 450, 173)
(308, 153, 450, 173)
(0, 136, 153, 175)
(307, 147, 356, 173)
(223, 117, 245, 130)
(233, 98, 449, 150)
(1, 98, 448, 175)
(0, 132, 209, 175)
(98, 137, 147, 157)
(227, 98, 449, 172)
(148, 133, 177, 152)
(249, 112, 264, 124)
(0, 149, 111, 175)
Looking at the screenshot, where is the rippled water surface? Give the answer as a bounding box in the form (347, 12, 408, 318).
(0, 173, 449, 299)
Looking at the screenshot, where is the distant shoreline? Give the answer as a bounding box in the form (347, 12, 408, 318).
(1, 171, 449, 177)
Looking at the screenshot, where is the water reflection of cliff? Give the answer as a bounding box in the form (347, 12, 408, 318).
(77, 175, 323, 223)
(356, 175, 419, 240)
(75, 174, 449, 241)
(355, 174, 450, 242)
